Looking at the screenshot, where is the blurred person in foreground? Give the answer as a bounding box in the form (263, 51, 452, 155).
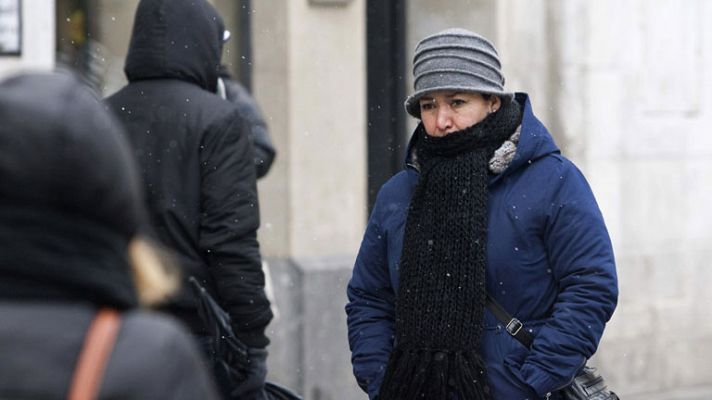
(0, 72, 219, 400)
(346, 28, 618, 399)
(105, 0, 273, 398)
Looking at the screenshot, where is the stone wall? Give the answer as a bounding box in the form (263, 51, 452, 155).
(266, 257, 362, 400)
(497, 0, 712, 397)
(251, 1, 367, 398)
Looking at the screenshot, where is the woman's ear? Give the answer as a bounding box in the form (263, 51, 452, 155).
(491, 96, 502, 113)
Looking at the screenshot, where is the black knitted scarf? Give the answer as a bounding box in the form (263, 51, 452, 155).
(379, 99, 522, 400)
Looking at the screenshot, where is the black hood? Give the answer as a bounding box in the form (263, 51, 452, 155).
(124, 0, 225, 93)
(0, 72, 142, 309)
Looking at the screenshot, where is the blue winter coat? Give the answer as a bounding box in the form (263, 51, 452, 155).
(346, 94, 618, 399)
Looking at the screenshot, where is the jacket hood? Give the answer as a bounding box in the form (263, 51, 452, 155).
(494, 93, 560, 178)
(404, 93, 560, 178)
(124, 0, 225, 92)
(0, 72, 141, 309)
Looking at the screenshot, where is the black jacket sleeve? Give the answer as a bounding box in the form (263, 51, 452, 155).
(223, 80, 276, 178)
(198, 111, 273, 348)
(251, 124, 276, 179)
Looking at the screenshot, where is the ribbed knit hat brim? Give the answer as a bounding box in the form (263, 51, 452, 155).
(405, 28, 514, 118)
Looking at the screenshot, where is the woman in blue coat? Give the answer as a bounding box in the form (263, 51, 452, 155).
(346, 28, 618, 399)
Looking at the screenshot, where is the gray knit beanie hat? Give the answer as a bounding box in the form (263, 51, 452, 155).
(405, 28, 514, 118)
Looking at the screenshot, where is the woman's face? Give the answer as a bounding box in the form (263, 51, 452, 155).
(419, 91, 500, 137)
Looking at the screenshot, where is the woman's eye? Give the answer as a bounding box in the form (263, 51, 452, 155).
(420, 102, 435, 111)
(451, 99, 466, 107)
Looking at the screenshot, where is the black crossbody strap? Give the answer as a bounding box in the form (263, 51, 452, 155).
(485, 293, 533, 348)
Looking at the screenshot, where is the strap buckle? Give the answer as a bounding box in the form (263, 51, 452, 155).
(506, 318, 524, 336)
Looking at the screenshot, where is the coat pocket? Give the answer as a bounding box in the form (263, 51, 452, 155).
(501, 335, 544, 398)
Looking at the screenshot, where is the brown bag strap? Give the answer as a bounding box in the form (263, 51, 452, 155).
(67, 308, 122, 400)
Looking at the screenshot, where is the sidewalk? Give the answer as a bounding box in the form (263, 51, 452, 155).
(625, 385, 712, 400)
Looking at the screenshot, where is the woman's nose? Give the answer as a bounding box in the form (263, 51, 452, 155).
(435, 107, 453, 133)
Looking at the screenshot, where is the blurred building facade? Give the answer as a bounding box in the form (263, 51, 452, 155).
(2, 0, 712, 399)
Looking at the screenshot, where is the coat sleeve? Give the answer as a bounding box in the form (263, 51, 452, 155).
(224, 80, 276, 179)
(251, 124, 277, 179)
(345, 193, 396, 400)
(199, 112, 273, 348)
(518, 160, 619, 396)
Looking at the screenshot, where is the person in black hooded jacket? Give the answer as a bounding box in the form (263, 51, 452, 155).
(105, 0, 273, 398)
(0, 71, 220, 400)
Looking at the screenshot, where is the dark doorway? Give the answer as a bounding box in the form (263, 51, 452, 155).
(366, 0, 408, 212)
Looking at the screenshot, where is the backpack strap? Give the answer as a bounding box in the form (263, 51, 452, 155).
(68, 308, 121, 400)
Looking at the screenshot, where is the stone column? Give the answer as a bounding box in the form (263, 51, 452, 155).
(252, 1, 367, 398)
